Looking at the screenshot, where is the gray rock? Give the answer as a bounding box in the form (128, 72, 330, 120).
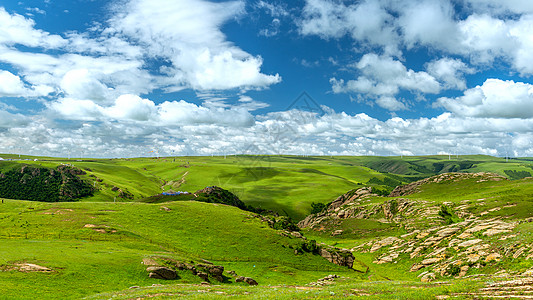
(244, 277, 258, 285)
(146, 266, 177, 280)
(197, 271, 209, 281)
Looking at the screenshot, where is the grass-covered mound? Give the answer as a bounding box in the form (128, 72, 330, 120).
(0, 164, 94, 202)
(0, 199, 356, 299)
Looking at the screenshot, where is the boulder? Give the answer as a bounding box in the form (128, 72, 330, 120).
(197, 264, 224, 282)
(457, 239, 482, 248)
(319, 248, 354, 268)
(244, 277, 258, 286)
(435, 227, 460, 237)
(421, 258, 442, 265)
(421, 272, 436, 282)
(146, 266, 177, 280)
(197, 272, 209, 281)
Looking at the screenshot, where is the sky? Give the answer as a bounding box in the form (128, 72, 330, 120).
(1, 0, 533, 158)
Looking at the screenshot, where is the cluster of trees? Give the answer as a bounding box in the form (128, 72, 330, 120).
(0, 165, 94, 202)
(504, 169, 532, 180)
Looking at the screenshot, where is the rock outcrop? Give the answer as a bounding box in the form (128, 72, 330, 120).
(319, 247, 355, 268)
(146, 266, 177, 280)
(354, 217, 519, 281)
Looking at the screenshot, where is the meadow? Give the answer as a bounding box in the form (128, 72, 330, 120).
(1, 154, 533, 299)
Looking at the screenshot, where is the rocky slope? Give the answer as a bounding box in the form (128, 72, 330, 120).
(299, 172, 533, 283)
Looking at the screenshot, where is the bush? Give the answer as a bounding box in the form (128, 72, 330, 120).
(310, 202, 326, 214)
(438, 204, 462, 225)
(504, 169, 531, 180)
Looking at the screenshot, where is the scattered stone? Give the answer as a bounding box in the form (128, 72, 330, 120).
(421, 272, 436, 282)
(410, 264, 425, 272)
(236, 276, 258, 285)
(331, 230, 343, 236)
(457, 239, 482, 248)
(244, 277, 258, 286)
(129, 286, 140, 289)
(370, 237, 401, 252)
(142, 258, 159, 266)
(291, 231, 303, 239)
(485, 253, 501, 262)
(458, 265, 469, 278)
(319, 247, 354, 268)
(421, 258, 442, 265)
(457, 232, 472, 239)
(15, 263, 52, 272)
(197, 272, 209, 281)
(435, 227, 460, 238)
(160, 206, 171, 211)
(514, 247, 527, 259)
(146, 266, 177, 280)
(483, 229, 512, 236)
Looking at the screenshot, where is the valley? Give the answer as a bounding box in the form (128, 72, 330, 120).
(1, 154, 533, 299)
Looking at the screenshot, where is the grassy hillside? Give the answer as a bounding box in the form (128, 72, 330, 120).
(2, 154, 533, 220)
(3, 155, 533, 298)
(0, 199, 355, 299)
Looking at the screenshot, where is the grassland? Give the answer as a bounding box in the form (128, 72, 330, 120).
(2, 154, 533, 221)
(2, 154, 533, 299)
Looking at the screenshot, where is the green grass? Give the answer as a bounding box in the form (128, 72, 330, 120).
(3, 154, 533, 298)
(3, 154, 533, 220)
(0, 199, 356, 299)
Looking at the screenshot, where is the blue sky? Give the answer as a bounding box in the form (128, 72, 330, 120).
(1, 0, 533, 157)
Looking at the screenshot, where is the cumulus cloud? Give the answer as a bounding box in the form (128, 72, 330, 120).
(109, 0, 281, 90)
(0, 7, 66, 48)
(0, 70, 27, 97)
(398, 0, 458, 49)
(299, 0, 400, 55)
(0, 110, 29, 128)
(426, 58, 475, 90)
(9, 103, 533, 157)
(438, 79, 533, 118)
(299, 0, 533, 75)
(60, 69, 111, 103)
(330, 54, 440, 110)
(50, 94, 255, 127)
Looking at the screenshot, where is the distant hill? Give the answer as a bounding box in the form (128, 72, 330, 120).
(1, 154, 533, 220)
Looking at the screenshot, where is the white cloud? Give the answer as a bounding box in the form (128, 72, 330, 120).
(330, 54, 440, 110)
(299, 0, 533, 75)
(50, 98, 103, 121)
(255, 1, 289, 17)
(398, 0, 458, 49)
(376, 96, 407, 111)
(0, 70, 27, 97)
(0, 7, 65, 48)
(438, 79, 533, 118)
(109, 0, 281, 90)
(5, 100, 533, 157)
(158, 100, 255, 127)
(0, 110, 29, 128)
(60, 69, 111, 103)
(426, 58, 475, 90)
(106, 94, 157, 121)
(464, 0, 533, 15)
(299, 0, 400, 55)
